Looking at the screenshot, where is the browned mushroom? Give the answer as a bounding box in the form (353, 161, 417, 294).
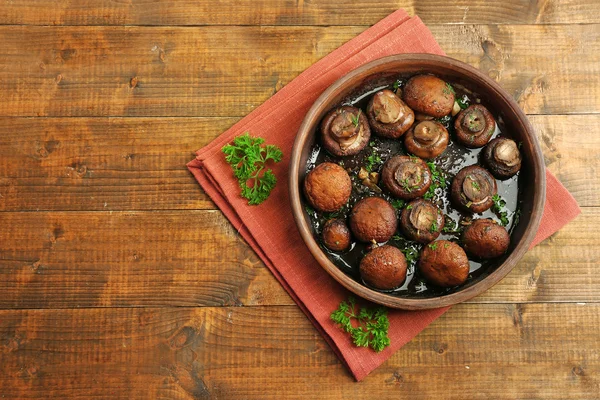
(482, 137, 522, 179)
(462, 218, 510, 259)
(366, 89, 415, 139)
(402, 75, 455, 118)
(454, 104, 496, 148)
(360, 245, 407, 290)
(400, 199, 444, 243)
(320, 105, 371, 156)
(304, 162, 352, 212)
(381, 156, 432, 200)
(404, 121, 449, 159)
(349, 197, 397, 243)
(322, 219, 352, 252)
(418, 240, 470, 287)
(450, 165, 497, 213)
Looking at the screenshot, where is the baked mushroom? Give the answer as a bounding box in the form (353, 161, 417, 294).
(400, 199, 444, 244)
(360, 245, 407, 290)
(381, 156, 431, 199)
(404, 121, 449, 159)
(454, 104, 496, 148)
(349, 197, 397, 243)
(304, 162, 352, 212)
(320, 105, 371, 156)
(462, 219, 510, 259)
(366, 89, 415, 139)
(482, 137, 522, 179)
(322, 219, 352, 252)
(450, 165, 497, 213)
(402, 75, 455, 118)
(418, 240, 470, 288)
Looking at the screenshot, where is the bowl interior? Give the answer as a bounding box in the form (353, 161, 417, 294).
(290, 54, 545, 310)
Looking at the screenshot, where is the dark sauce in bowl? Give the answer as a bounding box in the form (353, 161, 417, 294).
(303, 75, 522, 298)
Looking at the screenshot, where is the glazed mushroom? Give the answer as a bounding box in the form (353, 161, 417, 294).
(322, 219, 352, 252)
(450, 165, 497, 213)
(381, 156, 432, 199)
(304, 162, 352, 212)
(483, 137, 522, 179)
(320, 105, 371, 156)
(404, 121, 449, 159)
(360, 245, 407, 290)
(418, 240, 470, 288)
(400, 199, 444, 244)
(454, 104, 496, 148)
(462, 219, 510, 259)
(349, 197, 397, 243)
(366, 89, 415, 139)
(402, 75, 455, 118)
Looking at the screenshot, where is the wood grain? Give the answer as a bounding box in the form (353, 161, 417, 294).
(0, 24, 598, 117)
(0, 115, 597, 213)
(0, 304, 598, 399)
(1, 0, 599, 26)
(0, 207, 594, 309)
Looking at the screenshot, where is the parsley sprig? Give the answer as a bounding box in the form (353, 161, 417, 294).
(492, 194, 509, 226)
(331, 297, 390, 352)
(222, 132, 283, 205)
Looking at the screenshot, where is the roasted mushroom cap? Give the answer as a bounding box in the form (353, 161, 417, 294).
(366, 89, 415, 139)
(402, 75, 455, 118)
(304, 162, 352, 212)
(400, 199, 444, 243)
(483, 137, 522, 179)
(321, 105, 371, 156)
(404, 121, 450, 159)
(418, 240, 470, 288)
(349, 197, 397, 243)
(381, 156, 432, 199)
(454, 104, 496, 148)
(462, 219, 510, 259)
(322, 219, 352, 252)
(360, 245, 407, 290)
(450, 165, 497, 213)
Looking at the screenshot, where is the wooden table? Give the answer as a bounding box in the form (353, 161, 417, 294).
(0, 1, 598, 398)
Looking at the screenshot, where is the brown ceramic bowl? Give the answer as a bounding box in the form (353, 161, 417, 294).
(289, 54, 546, 310)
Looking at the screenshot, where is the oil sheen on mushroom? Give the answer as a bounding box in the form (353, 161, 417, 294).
(450, 165, 497, 213)
(454, 104, 496, 148)
(402, 75, 455, 118)
(483, 137, 522, 179)
(400, 198, 444, 243)
(404, 120, 449, 159)
(320, 105, 371, 156)
(366, 89, 415, 139)
(381, 156, 432, 200)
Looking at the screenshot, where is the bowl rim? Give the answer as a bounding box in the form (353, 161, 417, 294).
(289, 53, 546, 310)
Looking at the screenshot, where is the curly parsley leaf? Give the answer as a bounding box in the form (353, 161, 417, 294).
(222, 132, 283, 205)
(331, 297, 390, 352)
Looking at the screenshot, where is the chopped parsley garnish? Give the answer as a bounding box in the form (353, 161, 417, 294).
(492, 194, 510, 227)
(444, 82, 456, 95)
(350, 110, 362, 128)
(391, 199, 406, 210)
(423, 162, 447, 200)
(331, 297, 390, 352)
(430, 221, 438, 233)
(393, 81, 401, 91)
(222, 132, 283, 205)
(472, 180, 480, 190)
(365, 149, 382, 173)
(428, 242, 438, 250)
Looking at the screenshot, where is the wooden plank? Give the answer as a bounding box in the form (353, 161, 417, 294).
(0, 208, 595, 309)
(1, 0, 599, 26)
(0, 115, 598, 212)
(0, 304, 598, 398)
(0, 25, 598, 117)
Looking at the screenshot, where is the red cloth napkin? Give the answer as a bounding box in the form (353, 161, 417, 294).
(188, 9, 581, 381)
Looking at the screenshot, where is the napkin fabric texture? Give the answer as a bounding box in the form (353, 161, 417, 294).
(188, 9, 581, 381)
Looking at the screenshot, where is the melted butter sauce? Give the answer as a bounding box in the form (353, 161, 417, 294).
(304, 77, 522, 298)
